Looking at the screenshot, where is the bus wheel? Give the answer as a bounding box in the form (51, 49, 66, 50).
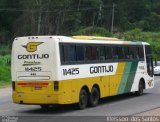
(135, 80, 144, 96)
(89, 87, 100, 107)
(78, 89, 88, 109)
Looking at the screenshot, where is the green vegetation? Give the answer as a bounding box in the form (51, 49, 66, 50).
(0, 45, 11, 56)
(0, 54, 11, 88)
(73, 27, 112, 37)
(1, 0, 160, 45)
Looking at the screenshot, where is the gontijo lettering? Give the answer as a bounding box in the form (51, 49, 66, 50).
(90, 65, 113, 74)
(18, 54, 49, 59)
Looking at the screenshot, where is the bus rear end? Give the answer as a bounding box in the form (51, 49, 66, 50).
(12, 36, 60, 105)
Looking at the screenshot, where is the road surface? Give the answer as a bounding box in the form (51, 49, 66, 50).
(0, 76, 160, 121)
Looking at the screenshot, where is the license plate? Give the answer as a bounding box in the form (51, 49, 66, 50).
(35, 86, 42, 90)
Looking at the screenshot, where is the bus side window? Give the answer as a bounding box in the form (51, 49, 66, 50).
(105, 46, 112, 61)
(76, 45, 85, 61)
(129, 46, 140, 60)
(85, 46, 97, 61)
(92, 46, 97, 60)
(70, 45, 77, 61)
(129, 47, 135, 60)
(64, 45, 76, 63)
(98, 46, 105, 61)
(138, 46, 144, 60)
(124, 46, 130, 59)
(60, 45, 65, 64)
(85, 46, 91, 60)
(134, 47, 139, 60)
(117, 46, 125, 60)
(112, 46, 118, 61)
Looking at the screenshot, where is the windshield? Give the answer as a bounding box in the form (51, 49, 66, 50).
(153, 61, 160, 66)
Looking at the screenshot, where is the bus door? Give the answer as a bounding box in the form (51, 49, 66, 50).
(145, 45, 153, 77)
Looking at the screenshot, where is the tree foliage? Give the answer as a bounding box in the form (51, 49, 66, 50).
(0, 0, 160, 49)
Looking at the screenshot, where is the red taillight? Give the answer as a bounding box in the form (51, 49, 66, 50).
(54, 81, 59, 91)
(12, 81, 15, 91)
(17, 82, 49, 86)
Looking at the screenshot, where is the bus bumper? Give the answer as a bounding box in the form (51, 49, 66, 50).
(12, 81, 77, 105)
(12, 92, 69, 105)
(12, 92, 73, 105)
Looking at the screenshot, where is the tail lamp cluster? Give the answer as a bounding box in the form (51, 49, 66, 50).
(12, 81, 59, 91)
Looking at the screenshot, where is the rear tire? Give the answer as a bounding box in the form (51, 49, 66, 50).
(89, 87, 100, 107)
(135, 80, 144, 96)
(78, 89, 88, 109)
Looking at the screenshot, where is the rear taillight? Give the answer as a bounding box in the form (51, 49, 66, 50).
(12, 81, 15, 91)
(54, 81, 59, 91)
(17, 82, 49, 86)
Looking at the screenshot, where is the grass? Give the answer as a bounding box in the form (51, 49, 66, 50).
(0, 45, 11, 56)
(0, 55, 11, 88)
(0, 64, 11, 88)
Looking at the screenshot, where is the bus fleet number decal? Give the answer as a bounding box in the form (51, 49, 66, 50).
(25, 67, 42, 72)
(63, 68, 79, 76)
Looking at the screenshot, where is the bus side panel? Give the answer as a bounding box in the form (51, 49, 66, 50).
(130, 61, 145, 92)
(109, 62, 125, 96)
(131, 62, 154, 92)
(60, 76, 109, 104)
(70, 77, 101, 104)
(61, 62, 126, 104)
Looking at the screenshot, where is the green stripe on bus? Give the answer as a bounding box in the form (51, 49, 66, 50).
(124, 61, 138, 93)
(118, 62, 132, 94)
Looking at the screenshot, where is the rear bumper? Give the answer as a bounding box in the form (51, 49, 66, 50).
(12, 92, 60, 104)
(12, 91, 75, 105)
(12, 81, 78, 105)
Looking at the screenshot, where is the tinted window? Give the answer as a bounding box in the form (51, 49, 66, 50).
(76, 46, 85, 61)
(105, 46, 112, 60)
(112, 46, 118, 60)
(138, 46, 144, 60)
(117, 47, 125, 59)
(134, 47, 139, 59)
(64, 45, 76, 62)
(60, 45, 65, 63)
(129, 47, 135, 59)
(85, 46, 97, 60)
(124, 46, 130, 59)
(60, 43, 145, 65)
(98, 46, 105, 61)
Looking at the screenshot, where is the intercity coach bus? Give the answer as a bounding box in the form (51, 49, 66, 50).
(12, 36, 154, 109)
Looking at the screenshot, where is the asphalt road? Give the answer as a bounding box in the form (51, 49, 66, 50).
(0, 76, 160, 122)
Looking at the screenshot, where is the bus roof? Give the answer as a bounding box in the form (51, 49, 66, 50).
(14, 35, 150, 45)
(72, 36, 120, 41)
